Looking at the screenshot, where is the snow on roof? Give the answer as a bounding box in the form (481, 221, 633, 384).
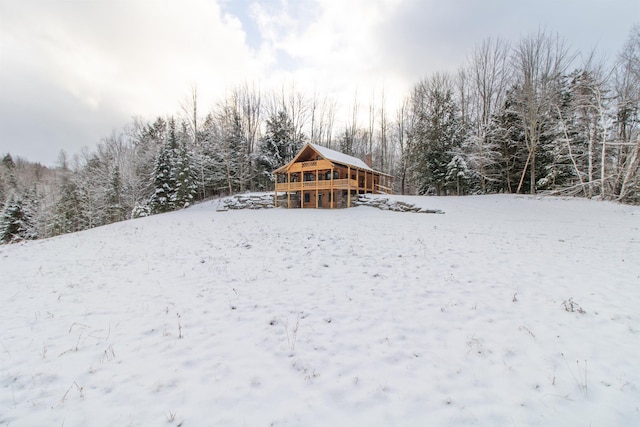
(307, 143, 374, 171)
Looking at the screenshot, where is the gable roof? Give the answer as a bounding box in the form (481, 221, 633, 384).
(308, 143, 373, 171)
(274, 142, 382, 174)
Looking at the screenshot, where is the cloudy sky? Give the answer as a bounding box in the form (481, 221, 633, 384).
(1, 0, 638, 166)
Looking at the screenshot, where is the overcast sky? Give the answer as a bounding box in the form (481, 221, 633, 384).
(1, 0, 638, 166)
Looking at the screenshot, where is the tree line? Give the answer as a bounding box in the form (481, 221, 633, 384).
(1, 27, 639, 243)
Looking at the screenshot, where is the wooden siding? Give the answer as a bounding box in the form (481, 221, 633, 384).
(286, 159, 334, 173)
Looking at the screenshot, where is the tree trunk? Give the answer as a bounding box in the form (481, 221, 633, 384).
(530, 148, 536, 194)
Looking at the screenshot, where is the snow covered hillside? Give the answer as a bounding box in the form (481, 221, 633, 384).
(1, 195, 639, 426)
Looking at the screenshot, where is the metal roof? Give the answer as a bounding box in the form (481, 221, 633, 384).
(274, 143, 390, 176)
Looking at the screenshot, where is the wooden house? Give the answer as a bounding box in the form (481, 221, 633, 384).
(273, 143, 393, 208)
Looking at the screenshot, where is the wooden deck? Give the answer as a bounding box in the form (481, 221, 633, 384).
(275, 179, 392, 194)
(275, 179, 355, 192)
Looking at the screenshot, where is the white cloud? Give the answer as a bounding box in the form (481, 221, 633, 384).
(248, 0, 410, 112)
(0, 0, 264, 163)
(1, 0, 638, 164)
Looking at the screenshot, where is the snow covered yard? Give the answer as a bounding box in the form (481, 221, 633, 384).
(1, 194, 639, 426)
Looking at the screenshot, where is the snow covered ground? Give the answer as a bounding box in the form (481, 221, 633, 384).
(1, 194, 639, 426)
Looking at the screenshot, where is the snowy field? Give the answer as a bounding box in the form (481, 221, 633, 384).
(1, 194, 639, 426)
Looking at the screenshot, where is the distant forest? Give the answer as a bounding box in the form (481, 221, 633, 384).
(1, 27, 639, 243)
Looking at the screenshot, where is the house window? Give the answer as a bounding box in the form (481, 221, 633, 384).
(304, 193, 310, 203)
(334, 171, 339, 179)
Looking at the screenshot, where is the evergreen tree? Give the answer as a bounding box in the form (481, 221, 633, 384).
(541, 71, 588, 193)
(149, 117, 180, 214)
(215, 107, 247, 194)
(106, 164, 124, 222)
(446, 155, 471, 195)
(411, 74, 463, 195)
(174, 143, 197, 209)
(78, 154, 107, 228)
(339, 127, 355, 156)
(132, 117, 167, 201)
(149, 143, 177, 214)
(257, 110, 301, 187)
(532, 114, 562, 191)
(50, 175, 88, 236)
(260, 111, 298, 168)
(2, 154, 17, 190)
(489, 88, 529, 193)
(0, 172, 6, 206)
(196, 112, 227, 197)
(1, 154, 17, 204)
(0, 195, 38, 243)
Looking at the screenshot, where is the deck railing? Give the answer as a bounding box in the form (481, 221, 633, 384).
(275, 179, 358, 192)
(375, 184, 393, 194)
(275, 179, 393, 194)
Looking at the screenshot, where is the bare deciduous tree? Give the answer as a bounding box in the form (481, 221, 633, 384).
(511, 30, 573, 194)
(466, 38, 511, 192)
(613, 25, 640, 202)
(393, 96, 414, 194)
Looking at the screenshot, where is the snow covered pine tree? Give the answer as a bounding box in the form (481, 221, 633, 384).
(0, 196, 38, 244)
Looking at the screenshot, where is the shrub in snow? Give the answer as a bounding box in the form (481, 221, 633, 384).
(562, 297, 586, 314)
(132, 204, 152, 219)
